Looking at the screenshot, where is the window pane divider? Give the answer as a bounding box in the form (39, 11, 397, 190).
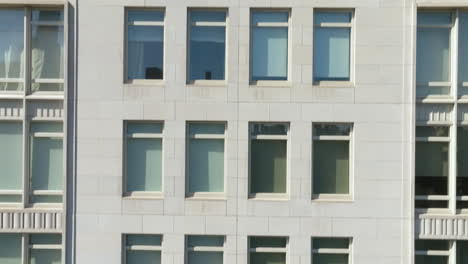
(188, 246, 224, 252)
(312, 248, 350, 254)
(253, 22, 288, 27)
(127, 21, 164, 26)
(31, 190, 63, 195)
(126, 245, 162, 251)
(191, 21, 225, 27)
(29, 244, 62, 250)
(31, 21, 64, 26)
(462, 82, 468, 87)
(32, 132, 64, 138)
(456, 196, 468, 201)
(250, 135, 287, 140)
(415, 136, 450, 142)
(32, 78, 64, 84)
(189, 134, 224, 139)
(415, 195, 449, 200)
(313, 135, 350, 141)
(415, 250, 450, 256)
(0, 78, 24, 83)
(417, 24, 453, 28)
(315, 22, 351, 27)
(0, 190, 22, 195)
(249, 247, 287, 253)
(127, 133, 163, 139)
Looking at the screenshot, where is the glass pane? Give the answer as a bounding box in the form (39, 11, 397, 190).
(416, 126, 449, 137)
(0, 9, 24, 91)
(415, 256, 448, 264)
(188, 236, 224, 247)
(314, 12, 352, 24)
(0, 122, 22, 191)
(250, 237, 287, 248)
(126, 138, 162, 192)
(458, 241, 468, 264)
(314, 27, 350, 81)
(416, 28, 450, 85)
(127, 122, 163, 135)
(189, 26, 225, 80)
(251, 140, 287, 193)
(252, 27, 288, 81)
(0, 195, 21, 203)
(32, 10, 63, 22)
(191, 11, 226, 23)
(127, 26, 163, 80)
(30, 234, 61, 245)
(251, 123, 288, 136)
(313, 238, 349, 249)
(128, 10, 164, 23)
(188, 139, 224, 193)
(126, 235, 162, 246)
(313, 141, 349, 194)
(31, 123, 62, 133)
(189, 123, 225, 135)
(459, 12, 468, 96)
(30, 196, 62, 203)
(0, 234, 21, 264)
(31, 24, 64, 92)
(418, 12, 452, 26)
(30, 137, 63, 192)
(188, 252, 222, 264)
(415, 142, 448, 196)
(127, 251, 161, 264)
(312, 254, 348, 264)
(314, 124, 351, 136)
(457, 127, 468, 197)
(252, 12, 288, 24)
(29, 250, 61, 264)
(250, 253, 285, 264)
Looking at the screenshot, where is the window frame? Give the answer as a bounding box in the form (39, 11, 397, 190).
(186, 8, 228, 86)
(185, 235, 225, 264)
(122, 121, 164, 199)
(311, 237, 352, 264)
(185, 121, 227, 199)
(123, 234, 163, 264)
(249, 8, 291, 86)
(0, 7, 66, 96)
(124, 7, 165, 85)
(311, 123, 354, 201)
(248, 122, 290, 200)
(312, 9, 355, 87)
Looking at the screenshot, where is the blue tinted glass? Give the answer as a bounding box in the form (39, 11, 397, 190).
(127, 122, 163, 134)
(189, 26, 225, 80)
(32, 10, 63, 22)
(252, 11, 288, 24)
(190, 11, 226, 23)
(314, 27, 350, 81)
(252, 27, 288, 81)
(314, 12, 351, 24)
(128, 10, 164, 23)
(418, 12, 452, 25)
(127, 26, 164, 80)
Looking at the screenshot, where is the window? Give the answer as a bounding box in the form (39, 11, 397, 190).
(0, 122, 23, 203)
(186, 235, 224, 264)
(124, 122, 163, 196)
(124, 234, 162, 264)
(313, 11, 353, 83)
(249, 123, 288, 197)
(125, 9, 164, 81)
(415, 240, 450, 264)
(415, 126, 449, 209)
(458, 127, 468, 209)
(186, 123, 225, 197)
(250, 10, 289, 82)
(188, 10, 227, 82)
(0, 233, 62, 264)
(312, 237, 351, 264)
(30, 122, 63, 204)
(249, 236, 287, 264)
(0, 8, 64, 93)
(312, 124, 352, 199)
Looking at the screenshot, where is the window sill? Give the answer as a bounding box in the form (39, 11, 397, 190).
(0, 92, 24, 100)
(123, 192, 164, 200)
(416, 96, 455, 104)
(27, 203, 63, 210)
(249, 80, 291, 88)
(312, 194, 353, 202)
(26, 93, 64, 100)
(124, 79, 165, 86)
(248, 193, 288, 201)
(313, 80, 353, 88)
(187, 80, 227, 87)
(186, 192, 226, 200)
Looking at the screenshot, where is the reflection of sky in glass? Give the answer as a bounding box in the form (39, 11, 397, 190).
(191, 11, 226, 23)
(128, 10, 164, 23)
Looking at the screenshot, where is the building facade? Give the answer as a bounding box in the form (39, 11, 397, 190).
(0, 0, 467, 263)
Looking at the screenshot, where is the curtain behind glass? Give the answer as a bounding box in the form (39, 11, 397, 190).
(0, 234, 21, 264)
(0, 123, 22, 196)
(251, 27, 288, 81)
(251, 140, 286, 193)
(313, 141, 349, 194)
(0, 9, 24, 91)
(126, 138, 162, 192)
(314, 27, 350, 81)
(127, 26, 163, 80)
(127, 251, 161, 264)
(189, 139, 224, 193)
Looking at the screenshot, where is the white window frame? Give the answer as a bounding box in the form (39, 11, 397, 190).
(249, 9, 291, 87)
(311, 123, 354, 201)
(123, 121, 164, 199)
(248, 122, 290, 200)
(185, 121, 227, 199)
(312, 9, 355, 87)
(415, 125, 452, 214)
(187, 8, 228, 86)
(248, 236, 288, 264)
(123, 234, 163, 264)
(0, 7, 66, 96)
(311, 237, 352, 264)
(185, 235, 225, 264)
(124, 8, 165, 85)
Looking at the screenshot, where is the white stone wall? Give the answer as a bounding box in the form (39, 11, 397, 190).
(76, 0, 413, 263)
